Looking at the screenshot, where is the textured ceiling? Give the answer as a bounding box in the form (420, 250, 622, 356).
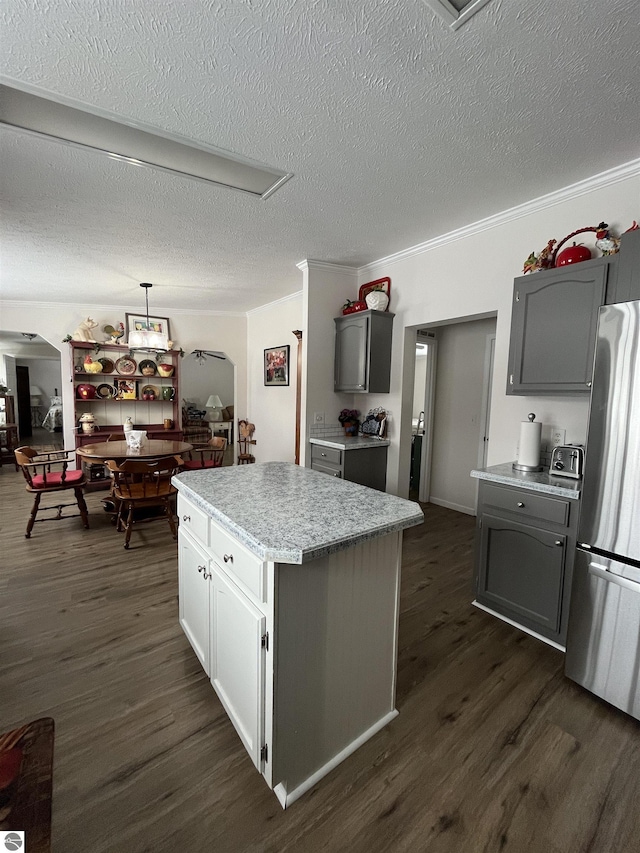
(1, 0, 639, 313)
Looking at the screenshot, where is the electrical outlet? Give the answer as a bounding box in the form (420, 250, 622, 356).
(551, 428, 566, 446)
(314, 412, 325, 424)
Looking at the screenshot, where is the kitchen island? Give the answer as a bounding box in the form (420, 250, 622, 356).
(173, 462, 423, 808)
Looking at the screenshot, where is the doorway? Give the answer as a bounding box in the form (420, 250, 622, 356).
(409, 316, 496, 514)
(16, 365, 32, 438)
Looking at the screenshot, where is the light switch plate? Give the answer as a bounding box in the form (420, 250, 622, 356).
(314, 412, 325, 424)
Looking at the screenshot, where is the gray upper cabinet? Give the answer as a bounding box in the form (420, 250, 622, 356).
(334, 309, 394, 393)
(506, 258, 613, 395)
(607, 228, 640, 304)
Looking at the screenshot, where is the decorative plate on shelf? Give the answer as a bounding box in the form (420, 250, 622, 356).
(139, 359, 157, 376)
(140, 384, 159, 400)
(115, 355, 137, 375)
(98, 357, 115, 374)
(96, 383, 116, 399)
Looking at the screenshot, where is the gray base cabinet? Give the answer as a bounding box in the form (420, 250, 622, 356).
(334, 309, 394, 393)
(311, 442, 388, 491)
(506, 258, 614, 395)
(474, 480, 579, 646)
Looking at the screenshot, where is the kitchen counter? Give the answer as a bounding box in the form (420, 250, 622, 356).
(309, 435, 390, 450)
(471, 462, 581, 499)
(173, 460, 422, 564)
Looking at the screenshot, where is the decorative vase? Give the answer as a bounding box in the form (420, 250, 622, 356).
(344, 421, 359, 436)
(365, 290, 389, 311)
(123, 416, 133, 434)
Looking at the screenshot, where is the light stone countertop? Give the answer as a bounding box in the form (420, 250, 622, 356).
(173, 461, 423, 564)
(471, 462, 581, 499)
(310, 436, 390, 450)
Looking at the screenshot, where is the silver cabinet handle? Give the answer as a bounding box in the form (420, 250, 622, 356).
(224, 554, 233, 564)
(321, 452, 327, 457)
(555, 540, 563, 546)
(517, 502, 525, 508)
(586, 382, 592, 387)
(183, 514, 191, 522)
(198, 565, 205, 573)
(203, 570, 211, 580)
(334, 472, 340, 477)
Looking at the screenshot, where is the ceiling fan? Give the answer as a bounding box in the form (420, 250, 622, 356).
(191, 349, 227, 363)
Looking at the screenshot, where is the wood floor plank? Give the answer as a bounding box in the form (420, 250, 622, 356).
(2, 463, 640, 852)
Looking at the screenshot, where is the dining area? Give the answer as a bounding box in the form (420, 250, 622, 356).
(11, 432, 229, 548)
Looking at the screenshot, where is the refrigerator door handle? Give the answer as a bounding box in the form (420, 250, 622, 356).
(589, 563, 640, 594)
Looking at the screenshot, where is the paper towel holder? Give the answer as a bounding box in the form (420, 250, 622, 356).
(512, 413, 543, 472)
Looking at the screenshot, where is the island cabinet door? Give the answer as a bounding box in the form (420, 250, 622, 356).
(178, 530, 212, 676)
(476, 514, 566, 639)
(210, 564, 266, 772)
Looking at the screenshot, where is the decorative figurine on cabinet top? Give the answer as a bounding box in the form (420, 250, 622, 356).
(71, 317, 99, 341)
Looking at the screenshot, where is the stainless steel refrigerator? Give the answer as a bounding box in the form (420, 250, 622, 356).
(565, 299, 640, 720)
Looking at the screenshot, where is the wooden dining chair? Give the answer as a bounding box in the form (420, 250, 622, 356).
(106, 456, 182, 549)
(14, 446, 89, 538)
(181, 436, 227, 471)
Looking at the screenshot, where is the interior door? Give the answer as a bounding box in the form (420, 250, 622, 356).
(16, 365, 32, 438)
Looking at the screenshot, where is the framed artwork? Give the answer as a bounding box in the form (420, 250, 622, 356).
(125, 312, 171, 344)
(264, 345, 290, 386)
(114, 379, 138, 400)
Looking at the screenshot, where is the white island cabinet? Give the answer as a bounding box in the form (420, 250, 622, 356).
(173, 462, 423, 808)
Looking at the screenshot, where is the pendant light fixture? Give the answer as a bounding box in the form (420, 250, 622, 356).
(128, 282, 169, 354)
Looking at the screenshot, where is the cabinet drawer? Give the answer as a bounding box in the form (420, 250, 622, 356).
(312, 461, 342, 478)
(311, 444, 342, 466)
(178, 494, 209, 545)
(210, 519, 266, 605)
(481, 483, 570, 527)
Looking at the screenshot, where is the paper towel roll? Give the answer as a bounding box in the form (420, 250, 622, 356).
(516, 414, 542, 469)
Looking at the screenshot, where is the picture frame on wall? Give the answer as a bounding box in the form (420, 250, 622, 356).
(264, 345, 290, 386)
(125, 312, 171, 344)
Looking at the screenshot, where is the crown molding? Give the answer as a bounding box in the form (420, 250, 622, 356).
(247, 290, 303, 316)
(0, 299, 245, 317)
(359, 158, 640, 275)
(296, 259, 359, 276)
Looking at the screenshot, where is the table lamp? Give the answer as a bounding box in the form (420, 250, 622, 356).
(205, 395, 223, 422)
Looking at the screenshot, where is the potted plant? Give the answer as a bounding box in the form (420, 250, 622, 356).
(338, 408, 360, 436)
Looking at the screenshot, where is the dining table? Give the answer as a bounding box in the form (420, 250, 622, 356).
(76, 439, 194, 519)
(76, 439, 193, 464)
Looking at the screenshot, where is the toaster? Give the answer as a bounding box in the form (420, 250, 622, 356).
(550, 445, 584, 479)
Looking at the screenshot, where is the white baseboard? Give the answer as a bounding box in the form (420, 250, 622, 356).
(429, 497, 476, 516)
(472, 600, 565, 652)
(273, 709, 399, 809)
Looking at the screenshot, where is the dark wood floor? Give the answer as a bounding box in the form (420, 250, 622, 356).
(1, 459, 639, 852)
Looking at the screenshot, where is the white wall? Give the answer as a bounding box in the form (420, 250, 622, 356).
(0, 302, 248, 454)
(181, 355, 234, 410)
(355, 169, 640, 496)
(429, 318, 496, 514)
(16, 358, 62, 403)
(300, 262, 359, 465)
(246, 293, 303, 463)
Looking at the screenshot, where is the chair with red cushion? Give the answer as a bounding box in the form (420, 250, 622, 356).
(106, 455, 182, 549)
(181, 436, 227, 471)
(14, 446, 90, 538)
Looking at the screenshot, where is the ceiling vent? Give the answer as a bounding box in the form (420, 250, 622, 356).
(421, 0, 494, 30)
(0, 82, 292, 199)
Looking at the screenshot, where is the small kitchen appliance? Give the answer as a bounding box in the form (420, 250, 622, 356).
(549, 445, 584, 479)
